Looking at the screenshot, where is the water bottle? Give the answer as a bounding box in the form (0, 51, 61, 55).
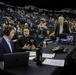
(56, 37, 59, 44)
(43, 40, 46, 48)
(36, 47, 42, 66)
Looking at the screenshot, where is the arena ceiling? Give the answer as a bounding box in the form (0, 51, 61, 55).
(0, 0, 76, 10)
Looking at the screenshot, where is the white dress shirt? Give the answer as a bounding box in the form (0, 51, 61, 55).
(3, 36, 12, 53)
(59, 24, 63, 34)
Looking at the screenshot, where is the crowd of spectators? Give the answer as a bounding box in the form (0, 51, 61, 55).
(0, 3, 76, 40)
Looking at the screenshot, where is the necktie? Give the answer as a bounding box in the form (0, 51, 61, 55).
(9, 40, 13, 53)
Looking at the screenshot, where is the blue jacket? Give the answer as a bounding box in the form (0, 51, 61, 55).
(0, 37, 16, 61)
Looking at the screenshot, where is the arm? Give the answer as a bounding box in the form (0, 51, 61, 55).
(0, 43, 3, 61)
(55, 24, 59, 37)
(16, 38, 25, 52)
(16, 38, 31, 52)
(64, 22, 70, 33)
(30, 37, 38, 50)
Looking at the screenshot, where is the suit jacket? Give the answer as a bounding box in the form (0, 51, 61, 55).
(55, 22, 70, 37)
(0, 37, 16, 61)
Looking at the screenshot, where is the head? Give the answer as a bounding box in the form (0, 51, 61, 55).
(23, 23, 28, 28)
(30, 23, 33, 27)
(15, 24, 19, 28)
(3, 27, 15, 40)
(58, 16, 64, 25)
(5, 20, 9, 25)
(22, 27, 30, 37)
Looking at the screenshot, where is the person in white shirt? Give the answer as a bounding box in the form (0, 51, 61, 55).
(0, 27, 16, 61)
(55, 16, 70, 38)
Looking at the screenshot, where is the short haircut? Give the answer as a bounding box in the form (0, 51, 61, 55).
(58, 16, 64, 20)
(22, 27, 30, 35)
(22, 27, 29, 32)
(3, 27, 14, 36)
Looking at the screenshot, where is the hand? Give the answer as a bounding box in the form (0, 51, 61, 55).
(22, 44, 31, 50)
(31, 44, 36, 50)
(27, 44, 31, 50)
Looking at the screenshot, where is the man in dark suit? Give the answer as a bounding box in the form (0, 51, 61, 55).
(16, 27, 37, 52)
(55, 16, 70, 38)
(0, 27, 16, 61)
